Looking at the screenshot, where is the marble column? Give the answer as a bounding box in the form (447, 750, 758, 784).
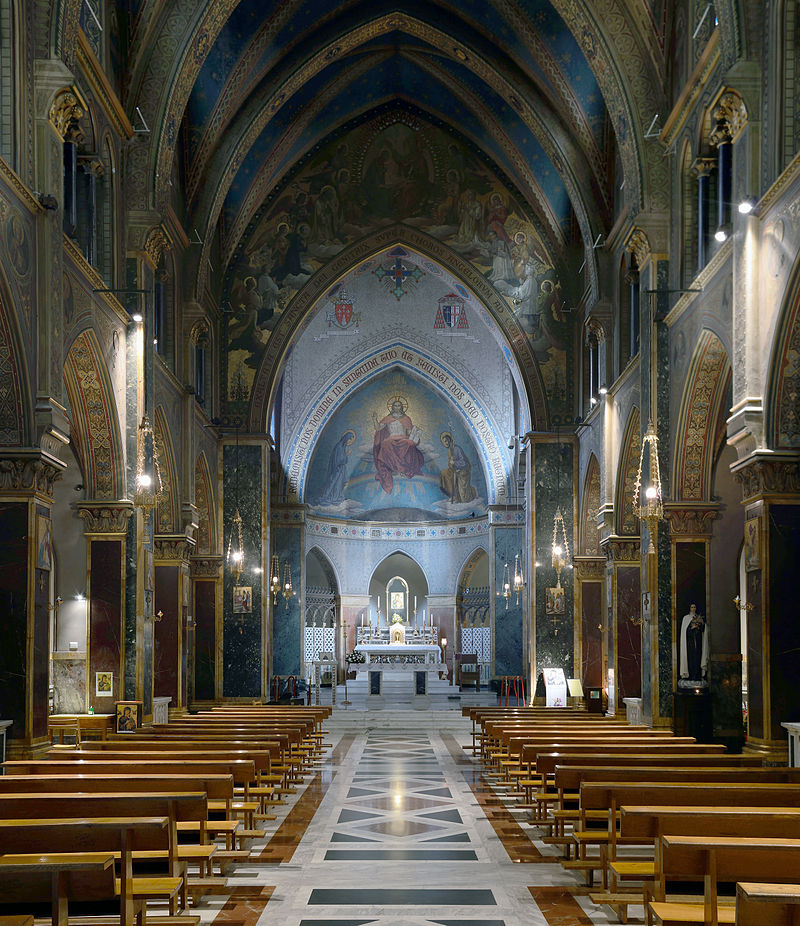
(427, 594, 456, 682)
(572, 556, 606, 696)
(691, 158, 715, 272)
(190, 556, 222, 702)
(600, 537, 641, 716)
(153, 537, 194, 712)
(0, 454, 64, 757)
(75, 502, 135, 715)
(340, 594, 370, 665)
(269, 503, 303, 682)
(732, 454, 800, 762)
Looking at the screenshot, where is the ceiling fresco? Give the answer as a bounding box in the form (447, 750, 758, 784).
(221, 111, 572, 422)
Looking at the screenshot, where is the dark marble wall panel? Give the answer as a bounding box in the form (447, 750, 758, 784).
(534, 441, 574, 674)
(193, 579, 216, 700)
(154, 565, 179, 703)
(88, 539, 122, 713)
(33, 564, 49, 738)
(124, 513, 137, 700)
(581, 582, 602, 687)
(223, 444, 263, 697)
(768, 505, 800, 740)
(271, 523, 302, 678)
(0, 504, 30, 740)
(617, 566, 642, 700)
(746, 568, 764, 739)
(710, 654, 744, 748)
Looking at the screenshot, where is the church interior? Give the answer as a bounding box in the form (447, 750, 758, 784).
(1, 1, 800, 923)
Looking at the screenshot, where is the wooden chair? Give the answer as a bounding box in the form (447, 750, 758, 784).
(455, 653, 480, 690)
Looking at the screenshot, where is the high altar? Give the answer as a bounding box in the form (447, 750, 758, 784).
(354, 619, 443, 673)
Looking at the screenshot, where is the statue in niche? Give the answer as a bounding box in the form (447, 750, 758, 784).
(678, 603, 709, 688)
(371, 396, 424, 494)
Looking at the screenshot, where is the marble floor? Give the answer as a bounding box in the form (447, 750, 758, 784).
(194, 712, 638, 926)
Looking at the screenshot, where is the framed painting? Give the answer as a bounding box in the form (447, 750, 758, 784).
(115, 701, 140, 733)
(545, 585, 565, 615)
(233, 585, 252, 613)
(95, 671, 113, 698)
(744, 518, 760, 572)
(37, 514, 52, 571)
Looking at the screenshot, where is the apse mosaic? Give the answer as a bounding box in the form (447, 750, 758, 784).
(223, 109, 569, 413)
(304, 372, 487, 522)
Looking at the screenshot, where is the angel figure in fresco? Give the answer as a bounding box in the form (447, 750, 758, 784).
(372, 397, 424, 494)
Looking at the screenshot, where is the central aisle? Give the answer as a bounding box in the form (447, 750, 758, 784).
(211, 717, 616, 926)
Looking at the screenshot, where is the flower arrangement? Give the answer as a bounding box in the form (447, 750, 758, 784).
(345, 650, 365, 665)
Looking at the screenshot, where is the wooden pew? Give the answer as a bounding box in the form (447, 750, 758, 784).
(0, 816, 187, 926)
(736, 882, 800, 926)
(591, 806, 800, 922)
(0, 774, 248, 874)
(650, 835, 800, 926)
(0, 852, 115, 926)
(570, 782, 800, 888)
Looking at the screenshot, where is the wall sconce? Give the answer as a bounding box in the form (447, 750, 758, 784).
(733, 595, 754, 612)
(270, 553, 294, 609)
(155, 610, 163, 623)
(633, 420, 663, 554)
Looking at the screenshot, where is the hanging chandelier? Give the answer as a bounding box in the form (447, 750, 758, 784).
(134, 414, 162, 509)
(551, 507, 570, 585)
(500, 561, 511, 609)
(513, 553, 525, 603)
(282, 561, 294, 609)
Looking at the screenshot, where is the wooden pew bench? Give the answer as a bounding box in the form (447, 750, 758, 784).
(590, 806, 800, 923)
(570, 782, 800, 890)
(649, 835, 800, 926)
(736, 882, 800, 926)
(0, 816, 194, 926)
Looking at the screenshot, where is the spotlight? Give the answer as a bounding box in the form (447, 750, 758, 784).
(132, 313, 143, 322)
(738, 198, 755, 215)
(714, 225, 729, 243)
(599, 385, 608, 396)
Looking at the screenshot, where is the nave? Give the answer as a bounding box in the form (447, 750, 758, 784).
(150, 715, 628, 926)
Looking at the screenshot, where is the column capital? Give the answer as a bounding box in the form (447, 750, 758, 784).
(190, 556, 223, 578)
(76, 501, 135, 535)
(600, 536, 641, 562)
(572, 555, 606, 580)
(731, 452, 800, 502)
(0, 450, 66, 499)
(47, 87, 85, 142)
(154, 535, 195, 562)
(690, 157, 716, 179)
(712, 89, 748, 145)
(663, 502, 721, 537)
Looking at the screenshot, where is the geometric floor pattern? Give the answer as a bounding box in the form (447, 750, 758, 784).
(196, 721, 628, 926)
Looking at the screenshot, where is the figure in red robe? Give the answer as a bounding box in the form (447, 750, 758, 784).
(372, 397, 424, 494)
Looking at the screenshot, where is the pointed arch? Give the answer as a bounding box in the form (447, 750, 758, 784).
(248, 227, 548, 434)
(0, 263, 28, 446)
(580, 454, 601, 555)
(194, 451, 216, 555)
(768, 250, 800, 450)
(153, 406, 179, 533)
(616, 406, 641, 536)
(672, 332, 731, 500)
(63, 329, 124, 498)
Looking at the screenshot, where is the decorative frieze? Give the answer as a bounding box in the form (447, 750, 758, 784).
(664, 503, 720, 537)
(0, 453, 64, 498)
(191, 556, 223, 578)
(77, 502, 134, 535)
(732, 455, 800, 501)
(572, 555, 606, 580)
(600, 536, 641, 562)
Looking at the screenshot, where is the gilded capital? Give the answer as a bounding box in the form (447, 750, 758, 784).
(712, 90, 748, 145)
(625, 228, 651, 267)
(49, 89, 85, 142)
(144, 225, 172, 269)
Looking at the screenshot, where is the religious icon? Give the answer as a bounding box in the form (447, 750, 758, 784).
(37, 515, 52, 571)
(391, 591, 405, 611)
(545, 585, 565, 615)
(116, 701, 139, 733)
(95, 671, 113, 697)
(144, 549, 154, 591)
(744, 518, 760, 571)
(233, 586, 252, 613)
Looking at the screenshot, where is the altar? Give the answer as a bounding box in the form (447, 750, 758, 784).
(354, 642, 442, 671)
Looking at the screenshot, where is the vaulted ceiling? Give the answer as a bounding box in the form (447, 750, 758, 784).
(114, 0, 670, 298)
